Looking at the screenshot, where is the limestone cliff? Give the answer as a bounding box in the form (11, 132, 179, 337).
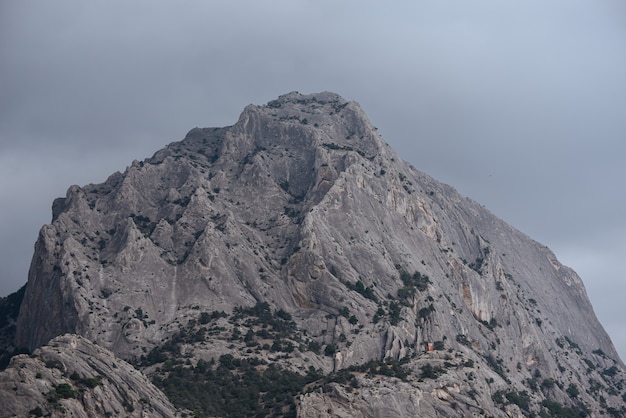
(8, 92, 626, 416)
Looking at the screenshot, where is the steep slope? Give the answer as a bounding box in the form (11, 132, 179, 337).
(13, 91, 626, 416)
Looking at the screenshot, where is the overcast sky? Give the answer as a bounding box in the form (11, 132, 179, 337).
(1, 1, 625, 360)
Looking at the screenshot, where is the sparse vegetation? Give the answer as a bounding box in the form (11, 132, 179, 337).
(468, 257, 485, 274)
(540, 399, 589, 417)
(70, 371, 101, 388)
(388, 301, 402, 325)
(397, 267, 430, 292)
(456, 334, 471, 347)
(484, 354, 507, 381)
(29, 406, 44, 417)
(344, 279, 378, 302)
(50, 383, 75, 400)
(130, 213, 156, 235)
(418, 304, 435, 320)
(420, 363, 445, 379)
(493, 390, 531, 412)
(324, 343, 337, 356)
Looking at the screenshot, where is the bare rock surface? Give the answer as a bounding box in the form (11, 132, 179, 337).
(0, 334, 179, 417)
(9, 91, 626, 416)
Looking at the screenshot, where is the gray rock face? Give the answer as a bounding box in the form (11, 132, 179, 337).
(11, 91, 626, 416)
(0, 334, 179, 417)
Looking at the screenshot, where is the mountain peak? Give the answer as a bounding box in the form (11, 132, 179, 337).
(265, 90, 349, 107)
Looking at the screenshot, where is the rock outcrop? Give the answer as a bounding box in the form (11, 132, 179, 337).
(0, 334, 179, 418)
(7, 92, 626, 416)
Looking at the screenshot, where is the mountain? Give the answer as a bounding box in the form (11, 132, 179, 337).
(3, 91, 625, 417)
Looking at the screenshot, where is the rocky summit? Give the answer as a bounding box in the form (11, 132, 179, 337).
(2, 91, 625, 417)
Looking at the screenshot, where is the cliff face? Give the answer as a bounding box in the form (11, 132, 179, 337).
(9, 92, 626, 416)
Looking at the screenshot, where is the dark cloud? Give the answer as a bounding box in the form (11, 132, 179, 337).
(1, 0, 625, 360)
